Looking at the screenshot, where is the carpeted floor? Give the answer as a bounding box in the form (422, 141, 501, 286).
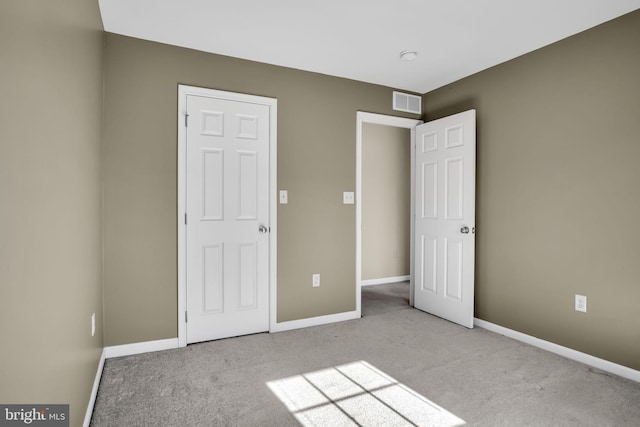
(91, 282, 640, 426)
(361, 281, 411, 317)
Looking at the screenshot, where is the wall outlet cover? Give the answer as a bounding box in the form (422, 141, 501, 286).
(343, 192, 355, 204)
(575, 294, 587, 313)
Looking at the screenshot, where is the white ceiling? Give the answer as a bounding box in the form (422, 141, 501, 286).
(98, 0, 640, 94)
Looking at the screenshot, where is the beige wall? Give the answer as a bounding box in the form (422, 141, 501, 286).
(424, 10, 640, 370)
(2, 2, 637, 421)
(0, 1, 104, 425)
(362, 124, 411, 280)
(102, 34, 420, 345)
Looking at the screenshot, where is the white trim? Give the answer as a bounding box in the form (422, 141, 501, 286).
(271, 310, 359, 333)
(177, 85, 277, 346)
(475, 318, 640, 383)
(104, 338, 180, 359)
(268, 95, 279, 335)
(356, 112, 422, 317)
(361, 275, 410, 286)
(83, 349, 106, 427)
(177, 85, 188, 348)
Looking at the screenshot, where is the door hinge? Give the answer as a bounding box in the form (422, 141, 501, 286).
(184, 113, 189, 127)
(185, 213, 187, 225)
(185, 311, 188, 323)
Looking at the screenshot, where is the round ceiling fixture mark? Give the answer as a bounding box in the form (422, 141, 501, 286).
(400, 50, 418, 62)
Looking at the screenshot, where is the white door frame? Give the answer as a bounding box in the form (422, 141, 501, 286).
(356, 112, 422, 317)
(177, 85, 277, 347)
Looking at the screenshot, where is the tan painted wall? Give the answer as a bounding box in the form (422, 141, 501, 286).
(424, 10, 640, 370)
(0, 1, 104, 425)
(102, 34, 420, 345)
(362, 124, 411, 280)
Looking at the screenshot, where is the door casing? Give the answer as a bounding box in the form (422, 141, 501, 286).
(177, 85, 278, 347)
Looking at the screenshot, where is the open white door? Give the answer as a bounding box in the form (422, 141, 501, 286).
(414, 110, 476, 328)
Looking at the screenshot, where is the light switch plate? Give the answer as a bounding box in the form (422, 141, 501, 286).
(575, 294, 587, 312)
(343, 192, 355, 204)
(312, 274, 320, 287)
(279, 190, 288, 204)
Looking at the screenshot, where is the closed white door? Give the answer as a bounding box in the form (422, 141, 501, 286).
(186, 94, 271, 344)
(414, 110, 476, 328)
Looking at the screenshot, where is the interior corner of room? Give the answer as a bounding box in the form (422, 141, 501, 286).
(2, 1, 640, 426)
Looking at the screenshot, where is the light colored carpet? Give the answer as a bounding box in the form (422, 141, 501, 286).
(361, 281, 411, 317)
(91, 283, 640, 426)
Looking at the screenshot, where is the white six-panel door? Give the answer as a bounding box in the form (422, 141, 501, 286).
(414, 110, 476, 328)
(185, 94, 271, 344)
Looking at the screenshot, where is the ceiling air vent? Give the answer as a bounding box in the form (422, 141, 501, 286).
(393, 91, 421, 114)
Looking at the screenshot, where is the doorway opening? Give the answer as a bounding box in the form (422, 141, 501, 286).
(356, 112, 422, 317)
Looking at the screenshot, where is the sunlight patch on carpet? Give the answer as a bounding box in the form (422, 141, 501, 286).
(267, 360, 466, 426)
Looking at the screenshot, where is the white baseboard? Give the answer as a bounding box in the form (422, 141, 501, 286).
(104, 338, 180, 359)
(271, 310, 360, 333)
(474, 318, 640, 383)
(84, 339, 179, 425)
(361, 275, 410, 287)
(83, 348, 106, 427)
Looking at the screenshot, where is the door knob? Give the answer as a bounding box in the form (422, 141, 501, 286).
(460, 226, 470, 234)
(258, 225, 269, 234)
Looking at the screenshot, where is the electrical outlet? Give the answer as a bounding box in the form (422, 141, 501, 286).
(312, 274, 320, 287)
(343, 192, 355, 204)
(91, 312, 96, 337)
(575, 294, 587, 313)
